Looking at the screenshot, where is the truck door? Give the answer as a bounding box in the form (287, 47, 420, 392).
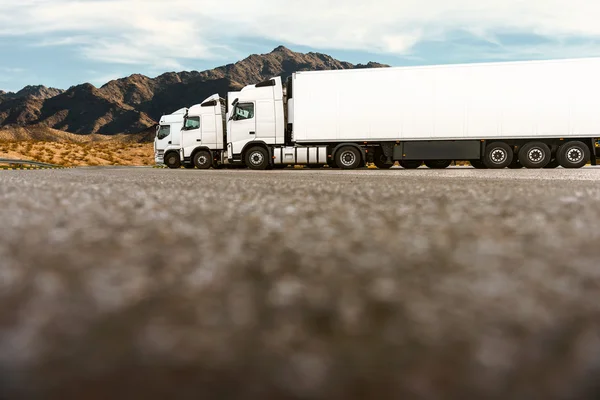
(155, 124, 172, 153)
(181, 116, 201, 157)
(201, 114, 217, 148)
(256, 99, 276, 143)
(229, 102, 256, 156)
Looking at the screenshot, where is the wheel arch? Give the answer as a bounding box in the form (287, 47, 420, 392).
(163, 149, 181, 161)
(331, 143, 366, 164)
(241, 141, 270, 162)
(190, 146, 214, 161)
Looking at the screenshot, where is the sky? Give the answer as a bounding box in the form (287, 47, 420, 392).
(1, 0, 600, 92)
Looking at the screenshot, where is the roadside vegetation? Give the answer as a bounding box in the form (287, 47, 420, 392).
(0, 125, 154, 167)
(0, 140, 154, 167)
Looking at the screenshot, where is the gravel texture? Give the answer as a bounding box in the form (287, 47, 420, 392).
(1, 166, 600, 400)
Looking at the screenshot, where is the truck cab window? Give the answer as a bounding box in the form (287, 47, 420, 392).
(157, 125, 170, 140)
(185, 116, 200, 130)
(233, 103, 254, 121)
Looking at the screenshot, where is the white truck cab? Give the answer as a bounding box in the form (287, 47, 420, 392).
(161, 94, 227, 169)
(227, 79, 285, 166)
(154, 108, 188, 166)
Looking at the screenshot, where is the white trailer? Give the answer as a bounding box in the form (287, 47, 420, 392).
(227, 57, 600, 169)
(161, 94, 227, 169)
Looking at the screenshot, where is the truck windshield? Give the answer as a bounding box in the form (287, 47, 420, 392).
(157, 125, 170, 140)
(185, 116, 200, 130)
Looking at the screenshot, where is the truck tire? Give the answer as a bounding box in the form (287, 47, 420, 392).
(245, 146, 270, 170)
(164, 152, 181, 169)
(557, 141, 590, 169)
(425, 160, 452, 169)
(484, 142, 513, 169)
(469, 160, 487, 169)
(544, 159, 560, 169)
(400, 160, 422, 169)
(373, 148, 393, 169)
(518, 142, 551, 169)
(193, 150, 212, 169)
(335, 146, 362, 169)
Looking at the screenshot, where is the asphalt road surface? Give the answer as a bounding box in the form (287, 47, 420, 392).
(2, 167, 600, 400)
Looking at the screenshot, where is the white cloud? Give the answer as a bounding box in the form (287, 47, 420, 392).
(1, 0, 600, 67)
(0, 67, 26, 74)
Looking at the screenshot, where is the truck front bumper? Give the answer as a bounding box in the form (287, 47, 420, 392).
(155, 150, 165, 166)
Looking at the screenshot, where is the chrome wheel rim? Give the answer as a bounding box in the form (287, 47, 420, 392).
(527, 147, 545, 164)
(250, 152, 264, 166)
(490, 148, 507, 164)
(566, 147, 583, 163)
(340, 151, 356, 167)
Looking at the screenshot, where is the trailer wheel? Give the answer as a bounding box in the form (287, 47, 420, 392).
(193, 150, 212, 169)
(425, 160, 452, 169)
(469, 160, 487, 169)
(245, 146, 270, 170)
(335, 146, 362, 169)
(544, 159, 560, 169)
(400, 160, 422, 169)
(518, 142, 551, 169)
(164, 152, 181, 169)
(557, 141, 590, 169)
(484, 142, 513, 169)
(373, 148, 393, 169)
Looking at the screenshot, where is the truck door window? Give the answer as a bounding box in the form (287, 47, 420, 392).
(157, 125, 170, 139)
(185, 116, 200, 130)
(233, 103, 254, 121)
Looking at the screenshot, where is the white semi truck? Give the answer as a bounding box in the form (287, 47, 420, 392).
(227, 57, 600, 170)
(158, 94, 228, 169)
(154, 107, 188, 167)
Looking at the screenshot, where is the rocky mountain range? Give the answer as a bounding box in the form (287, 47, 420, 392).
(0, 46, 388, 136)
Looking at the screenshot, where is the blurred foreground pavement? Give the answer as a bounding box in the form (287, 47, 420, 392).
(1, 167, 600, 399)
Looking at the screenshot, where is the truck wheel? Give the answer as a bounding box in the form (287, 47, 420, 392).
(469, 160, 487, 169)
(335, 146, 362, 169)
(164, 152, 181, 169)
(557, 141, 590, 169)
(193, 150, 212, 169)
(425, 160, 452, 169)
(373, 148, 393, 169)
(400, 160, 422, 169)
(518, 142, 551, 169)
(544, 159, 560, 169)
(484, 142, 513, 169)
(245, 146, 270, 170)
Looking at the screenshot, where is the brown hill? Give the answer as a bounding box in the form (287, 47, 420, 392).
(0, 124, 150, 143)
(0, 85, 65, 128)
(0, 46, 388, 135)
(1, 85, 64, 101)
